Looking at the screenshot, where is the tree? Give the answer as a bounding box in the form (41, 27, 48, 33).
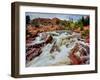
(26, 15, 30, 25)
(81, 16, 89, 26)
(84, 16, 89, 26)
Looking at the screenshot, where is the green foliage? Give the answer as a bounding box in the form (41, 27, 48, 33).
(59, 20, 75, 30)
(81, 29, 89, 39)
(77, 20, 84, 31)
(31, 21, 39, 27)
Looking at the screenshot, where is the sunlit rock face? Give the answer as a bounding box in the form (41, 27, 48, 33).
(26, 30, 89, 67)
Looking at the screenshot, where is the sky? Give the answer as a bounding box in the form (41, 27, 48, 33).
(26, 12, 89, 21)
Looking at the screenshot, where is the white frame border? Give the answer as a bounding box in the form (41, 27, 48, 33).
(19, 5, 96, 75)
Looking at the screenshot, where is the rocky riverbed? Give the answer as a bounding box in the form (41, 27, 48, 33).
(26, 30, 89, 67)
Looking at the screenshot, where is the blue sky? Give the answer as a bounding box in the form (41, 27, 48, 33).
(26, 12, 89, 21)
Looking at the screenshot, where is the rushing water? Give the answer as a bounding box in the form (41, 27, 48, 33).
(26, 30, 89, 67)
